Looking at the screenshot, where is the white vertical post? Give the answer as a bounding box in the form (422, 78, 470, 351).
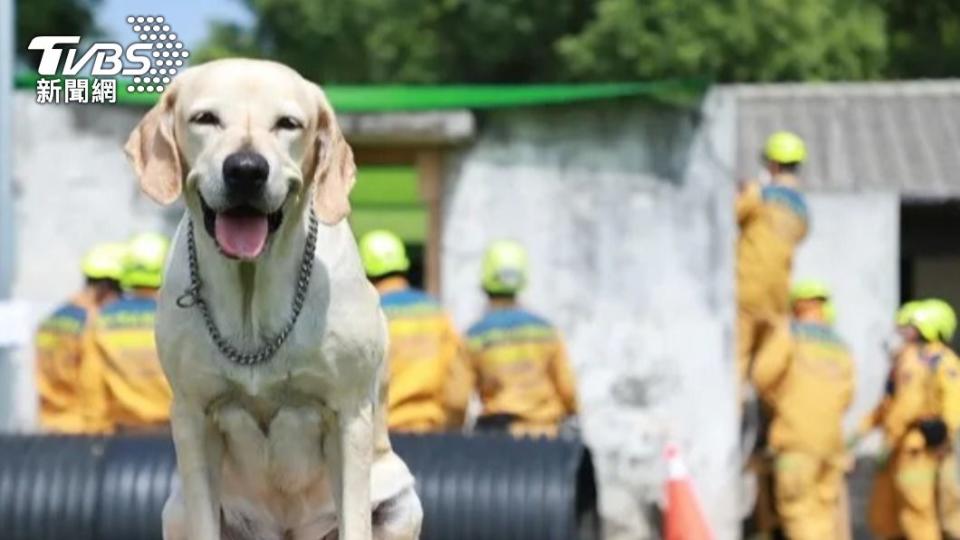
(0, 0, 18, 429)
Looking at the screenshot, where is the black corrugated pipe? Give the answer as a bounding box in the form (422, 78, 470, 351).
(0, 433, 598, 540)
(0, 436, 101, 540)
(392, 433, 599, 540)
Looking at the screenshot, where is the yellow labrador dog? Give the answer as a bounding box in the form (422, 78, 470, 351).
(124, 58, 422, 540)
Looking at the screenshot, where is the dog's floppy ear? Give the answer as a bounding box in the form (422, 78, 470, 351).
(124, 85, 182, 205)
(309, 85, 356, 225)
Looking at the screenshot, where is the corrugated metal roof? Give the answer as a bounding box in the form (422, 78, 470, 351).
(731, 80, 960, 198)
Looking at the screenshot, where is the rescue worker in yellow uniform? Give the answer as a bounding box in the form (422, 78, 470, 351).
(860, 301, 927, 436)
(879, 299, 960, 539)
(359, 230, 470, 432)
(859, 300, 928, 538)
(465, 240, 578, 438)
(750, 279, 855, 539)
(737, 132, 810, 393)
(82, 233, 172, 433)
(927, 299, 960, 539)
(34, 242, 125, 433)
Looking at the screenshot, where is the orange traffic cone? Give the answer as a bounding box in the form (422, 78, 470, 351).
(663, 443, 714, 540)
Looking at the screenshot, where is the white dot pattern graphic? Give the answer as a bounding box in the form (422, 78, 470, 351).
(125, 14, 191, 95)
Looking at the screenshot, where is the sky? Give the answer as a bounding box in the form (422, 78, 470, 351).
(97, 0, 254, 51)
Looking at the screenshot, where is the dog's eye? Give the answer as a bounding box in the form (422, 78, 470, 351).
(274, 116, 303, 131)
(189, 111, 221, 126)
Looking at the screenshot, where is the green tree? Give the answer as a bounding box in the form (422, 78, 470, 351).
(430, 0, 593, 82)
(196, 0, 439, 83)
(199, 0, 891, 83)
(556, 0, 887, 82)
(195, 0, 591, 83)
(885, 0, 960, 78)
(16, 0, 101, 67)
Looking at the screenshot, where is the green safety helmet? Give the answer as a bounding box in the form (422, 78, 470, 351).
(359, 230, 410, 278)
(790, 279, 831, 304)
(764, 131, 807, 165)
(123, 232, 170, 289)
(481, 240, 528, 295)
(81, 242, 127, 282)
(924, 298, 957, 343)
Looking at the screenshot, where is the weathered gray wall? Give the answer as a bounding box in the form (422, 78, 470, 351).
(440, 92, 740, 539)
(11, 89, 744, 538)
(792, 193, 900, 444)
(12, 93, 175, 305)
(6, 93, 172, 429)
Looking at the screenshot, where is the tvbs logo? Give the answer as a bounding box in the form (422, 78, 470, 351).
(29, 15, 189, 104)
(29, 36, 153, 77)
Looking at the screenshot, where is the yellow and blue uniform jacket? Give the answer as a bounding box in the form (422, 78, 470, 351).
(752, 318, 854, 458)
(737, 178, 809, 316)
(34, 291, 98, 433)
(875, 342, 960, 539)
(883, 342, 960, 447)
(378, 278, 470, 432)
(82, 293, 171, 431)
(465, 306, 577, 436)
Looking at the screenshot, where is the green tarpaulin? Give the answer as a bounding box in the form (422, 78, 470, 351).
(15, 73, 706, 111)
(350, 166, 426, 243)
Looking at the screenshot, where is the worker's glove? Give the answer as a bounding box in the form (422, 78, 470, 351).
(919, 418, 948, 449)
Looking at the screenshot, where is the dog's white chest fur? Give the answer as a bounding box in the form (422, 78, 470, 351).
(215, 392, 337, 530)
(154, 218, 411, 538)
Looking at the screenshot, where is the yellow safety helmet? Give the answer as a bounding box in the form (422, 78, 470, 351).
(81, 242, 127, 282)
(924, 298, 957, 343)
(482, 240, 528, 295)
(790, 279, 831, 304)
(764, 131, 807, 165)
(123, 232, 170, 289)
(896, 300, 924, 327)
(908, 302, 945, 343)
(359, 230, 410, 278)
(823, 300, 838, 325)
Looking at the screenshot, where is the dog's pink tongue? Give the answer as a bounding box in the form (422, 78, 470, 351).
(214, 213, 269, 259)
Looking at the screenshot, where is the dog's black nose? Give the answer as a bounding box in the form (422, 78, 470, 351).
(223, 151, 269, 198)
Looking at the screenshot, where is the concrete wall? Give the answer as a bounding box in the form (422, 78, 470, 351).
(5, 93, 173, 429)
(10, 89, 744, 538)
(440, 92, 740, 539)
(792, 193, 900, 445)
(12, 93, 173, 306)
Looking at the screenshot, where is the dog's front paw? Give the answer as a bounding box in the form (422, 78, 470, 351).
(372, 485, 423, 540)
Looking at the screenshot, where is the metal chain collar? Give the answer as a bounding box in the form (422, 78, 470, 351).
(176, 209, 318, 366)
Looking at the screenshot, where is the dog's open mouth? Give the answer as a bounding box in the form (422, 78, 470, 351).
(201, 198, 283, 260)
